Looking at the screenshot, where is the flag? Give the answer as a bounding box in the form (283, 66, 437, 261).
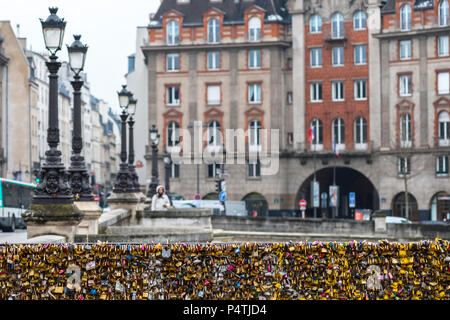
(333, 140, 341, 158)
(308, 127, 315, 142)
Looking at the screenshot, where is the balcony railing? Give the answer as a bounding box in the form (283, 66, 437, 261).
(324, 26, 346, 42)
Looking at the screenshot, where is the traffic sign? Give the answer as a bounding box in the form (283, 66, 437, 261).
(219, 191, 227, 201)
(299, 199, 307, 210)
(194, 194, 201, 200)
(349, 192, 355, 208)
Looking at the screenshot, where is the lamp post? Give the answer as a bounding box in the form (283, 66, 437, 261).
(66, 34, 93, 201)
(146, 125, 160, 198)
(33, 7, 72, 204)
(163, 151, 172, 195)
(127, 95, 140, 192)
(113, 85, 133, 193)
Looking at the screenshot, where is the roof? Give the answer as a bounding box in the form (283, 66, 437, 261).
(150, 0, 290, 27)
(382, 0, 435, 14)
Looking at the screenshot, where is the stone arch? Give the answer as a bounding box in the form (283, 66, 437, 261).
(295, 166, 379, 219)
(429, 191, 450, 221)
(203, 192, 218, 200)
(242, 192, 268, 216)
(391, 192, 418, 221)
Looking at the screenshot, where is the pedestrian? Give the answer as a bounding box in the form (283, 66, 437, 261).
(151, 185, 171, 211)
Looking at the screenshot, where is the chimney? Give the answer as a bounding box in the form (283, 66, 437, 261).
(18, 37, 27, 51)
(16, 24, 20, 37)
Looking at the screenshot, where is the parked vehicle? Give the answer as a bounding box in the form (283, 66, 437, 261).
(0, 178, 36, 232)
(385, 216, 412, 224)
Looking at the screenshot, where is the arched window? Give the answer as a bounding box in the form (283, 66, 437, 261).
(332, 118, 345, 144)
(310, 14, 322, 33)
(208, 19, 220, 44)
(208, 120, 221, 146)
(167, 121, 180, 148)
(248, 17, 261, 41)
(353, 11, 366, 30)
(332, 13, 344, 38)
(354, 117, 367, 145)
(439, 0, 449, 26)
(249, 120, 261, 150)
(311, 118, 323, 145)
(167, 21, 180, 45)
(400, 113, 412, 147)
(400, 5, 411, 31)
(438, 111, 450, 143)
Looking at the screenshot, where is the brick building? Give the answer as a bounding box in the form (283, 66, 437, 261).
(133, 0, 450, 221)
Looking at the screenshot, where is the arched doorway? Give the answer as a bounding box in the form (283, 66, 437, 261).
(430, 191, 450, 221)
(296, 166, 379, 219)
(392, 192, 418, 221)
(203, 192, 219, 200)
(242, 193, 268, 217)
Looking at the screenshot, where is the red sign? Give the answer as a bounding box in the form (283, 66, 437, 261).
(299, 200, 307, 210)
(135, 160, 144, 168)
(94, 195, 100, 202)
(355, 211, 363, 221)
(194, 194, 201, 200)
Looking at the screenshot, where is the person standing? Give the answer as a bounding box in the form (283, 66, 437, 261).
(151, 185, 171, 211)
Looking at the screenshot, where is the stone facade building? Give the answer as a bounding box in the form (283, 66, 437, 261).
(133, 0, 450, 221)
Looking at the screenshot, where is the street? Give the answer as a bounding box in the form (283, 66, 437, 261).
(0, 229, 27, 243)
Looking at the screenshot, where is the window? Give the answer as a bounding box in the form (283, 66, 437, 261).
(354, 45, 367, 65)
(249, 120, 261, 151)
(208, 19, 220, 43)
(439, 111, 450, 144)
(332, 13, 344, 39)
(248, 50, 261, 69)
(399, 74, 412, 96)
(208, 121, 221, 146)
(436, 155, 449, 175)
(248, 83, 261, 103)
(310, 48, 322, 67)
(353, 11, 366, 30)
(310, 82, 322, 102)
(332, 118, 345, 144)
(207, 85, 221, 105)
(332, 47, 344, 66)
(248, 17, 261, 41)
(398, 157, 411, 176)
(310, 14, 322, 33)
(287, 91, 293, 104)
(438, 72, 450, 94)
(354, 117, 367, 145)
(311, 118, 323, 145)
(332, 81, 344, 101)
(207, 162, 219, 178)
(439, 0, 449, 27)
(400, 5, 411, 31)
(438, 36, 449, 56)
(170, 163, 180, 178)
(400, 113, 412, 147)
(399, 40, 411, 60)
(287, 57, 293, 70)
(166, 53, 179, 71)
(166, 86, 180, 105)
(167, 121, 180, 148)
(167, 21, 180, 45)
(248, 161, 261, 177)
(207, 51, 220, 70)
(354, 80, 367, 100)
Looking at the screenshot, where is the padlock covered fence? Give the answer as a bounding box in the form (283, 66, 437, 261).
(0, 240, 449, 300)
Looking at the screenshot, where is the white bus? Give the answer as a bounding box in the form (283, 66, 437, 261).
(0, 178, 35, 232)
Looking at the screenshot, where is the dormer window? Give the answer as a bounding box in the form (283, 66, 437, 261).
(400, 5, 411, 31)
(248, 17, 261, 42)
(208, 19, 220, 44)
(167, 20, 180, 45)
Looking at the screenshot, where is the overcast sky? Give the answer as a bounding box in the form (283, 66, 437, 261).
(0, 0, 160, 112)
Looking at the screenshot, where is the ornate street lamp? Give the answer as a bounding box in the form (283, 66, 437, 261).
(113, 85, 133, 193)
(33, 7, 72, 204)
(127, 95, 140, 192)
(163, 151, 172, 195)
(67, 34, 93, 201)
(146, 125, 160, 198)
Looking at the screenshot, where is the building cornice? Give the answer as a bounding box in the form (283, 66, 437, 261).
(373, 26, 450, 40)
